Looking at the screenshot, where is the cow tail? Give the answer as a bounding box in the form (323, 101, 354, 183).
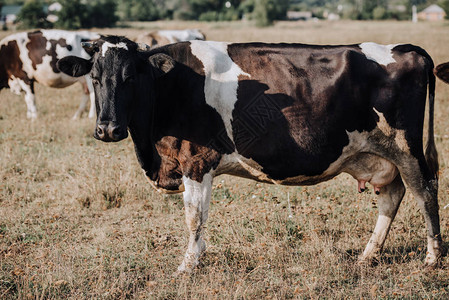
(425, 61, 439, 180)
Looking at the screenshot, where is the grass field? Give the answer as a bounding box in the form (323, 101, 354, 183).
(1, 20, 449, 299)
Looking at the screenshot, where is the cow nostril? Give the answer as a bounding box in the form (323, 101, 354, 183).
(97, 125, 106, 138)
(110, 127, 121, 139)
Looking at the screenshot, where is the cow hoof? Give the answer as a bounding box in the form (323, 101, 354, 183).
(174, 262, 196, 277)
(424, 252, 442, 269)
(27, 112, 37, 119)
(357, 255, 379, 267)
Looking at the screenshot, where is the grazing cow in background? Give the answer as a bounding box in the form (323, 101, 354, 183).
(435, 62, 449, 84)
(0, 29, 100, 119)
(58, 36, 442, 273)
(135, 29, 205, 48)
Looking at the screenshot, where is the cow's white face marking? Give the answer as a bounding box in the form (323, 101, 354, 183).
(190, 41, 250, 143)
(101, 41, 128, 57)
(359, 42, 398, 66)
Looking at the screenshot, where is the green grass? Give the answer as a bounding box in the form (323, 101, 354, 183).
(1, 20, 449, 299)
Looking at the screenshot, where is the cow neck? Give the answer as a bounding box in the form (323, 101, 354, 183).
(128, 77, 160, 181)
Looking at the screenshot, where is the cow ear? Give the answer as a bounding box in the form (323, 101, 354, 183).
(148, 53, 175, 77)
(435, 62, 449, 84)
(57, 56, 93, 77)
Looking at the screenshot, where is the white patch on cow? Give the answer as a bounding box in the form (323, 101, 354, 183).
(8, 76, 22, 95)
(158, 29, 205, 44)
(101, 41, 128, 57)
(373, 108, 410, 153)
(16, 78, 37, 119)
(359, 42, 398, 66)
(177, 171, 213, 273)
(190, 41, 250, 143)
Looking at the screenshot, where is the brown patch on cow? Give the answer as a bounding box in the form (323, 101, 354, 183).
(150, 137, 222, 193)
(0, 40, 29, 89)
(26, 31, 69, 73)
(435, 62, 449, 84)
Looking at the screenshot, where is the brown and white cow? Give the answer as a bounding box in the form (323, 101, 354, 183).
(135, 29, 205, 48)
(57, 37, 442, 273)
(0, 29, 100, 119)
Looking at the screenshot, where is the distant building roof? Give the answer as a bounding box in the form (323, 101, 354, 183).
(421, 4, 445, 14)
(1, 5, 22, 17)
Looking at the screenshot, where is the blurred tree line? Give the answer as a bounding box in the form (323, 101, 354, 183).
(5, 0, 449, 30)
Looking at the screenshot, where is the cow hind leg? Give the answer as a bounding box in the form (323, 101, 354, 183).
(399, 160, 442, 267)
(176, 173, 213, 274)
(359, 174, 405, 264)
(72, 81, 90, 120)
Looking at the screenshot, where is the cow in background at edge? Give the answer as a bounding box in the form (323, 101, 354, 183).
(135, 29, 205, 48)
(0, 29, 100, 119)
(58, 36, 442, 274)
(435, 62, 449, 84)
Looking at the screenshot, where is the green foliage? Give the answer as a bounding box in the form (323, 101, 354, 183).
(17, 0, 51, 29)
(440, 0, 449, 19)
(372, 5, 387, 20)
(251, 0, 288, 27)
(55, 0, 88, 29)
(117, 0, 160, 21)
(86, 0, 118, 28)
(55, 0, 117, 29)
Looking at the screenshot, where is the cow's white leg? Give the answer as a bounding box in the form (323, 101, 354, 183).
(18, 79, 37, 119)
(177, 172, 213, 274)
(359, 175, 405, 263)
(86, 76, 96, 118)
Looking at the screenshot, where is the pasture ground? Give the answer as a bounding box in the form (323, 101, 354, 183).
(1, 20, 449, 299)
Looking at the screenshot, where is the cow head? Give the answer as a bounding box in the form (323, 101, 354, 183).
(57, 36, 175, 142)
(435, 62, 449, 85)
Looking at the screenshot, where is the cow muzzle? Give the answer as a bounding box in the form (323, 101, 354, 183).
(94, 122, 128, 142)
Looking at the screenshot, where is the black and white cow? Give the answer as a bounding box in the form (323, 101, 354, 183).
(0, 29, 100, 119)
(57, 36, 442, 273)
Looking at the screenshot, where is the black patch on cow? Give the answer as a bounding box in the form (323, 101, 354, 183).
(227, 43, 380, 179)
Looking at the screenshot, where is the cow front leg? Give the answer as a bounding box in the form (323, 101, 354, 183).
(177, 172, 213, 274)
(359, 174, 405, 264)
(86, 76, 96, 118)
(18, 80, 37, 119)
(73, 78, 94, 119)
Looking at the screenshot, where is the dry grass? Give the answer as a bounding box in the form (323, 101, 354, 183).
(1, 20, 449, 299)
